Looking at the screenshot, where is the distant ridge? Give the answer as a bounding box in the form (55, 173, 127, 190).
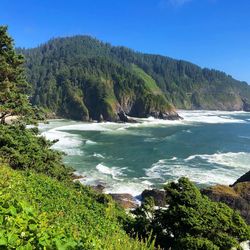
(19, 35, 250, 121)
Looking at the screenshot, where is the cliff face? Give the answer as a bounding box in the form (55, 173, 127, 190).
(202, 172, 250, 224)
(19, 35, 250, 121)
(233, 170, 250, 186)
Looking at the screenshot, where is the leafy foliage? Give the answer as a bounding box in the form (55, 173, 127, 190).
(131, 178, 250, 250)
(0, 26, 35, 125)
(0, 165, 155, 249)
(0, 124, 72, 180)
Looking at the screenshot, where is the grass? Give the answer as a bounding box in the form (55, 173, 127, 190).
(209, 185, 239, 197)
(131, 64, 162, 94)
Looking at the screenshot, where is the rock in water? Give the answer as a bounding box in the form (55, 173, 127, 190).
(149, 111, 183, 120)
(117, 111, 137, 123)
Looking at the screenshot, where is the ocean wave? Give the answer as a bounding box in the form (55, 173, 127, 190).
(170, 157, 177, 160)
(41, 128, 83, 155)
(104, 180, 153, 196)
(40, 110, 248, 138)
(145, 152, 250, 185)
(239, 135, 250, 140)
(144, 137, 160, 142)
(179, 110, 247, 124)
(182, 129, 192, 133)
(85, 140, 97, 145)
(96, 163, 126, 181)
(77, 170, 153, 196)
(184, 152, 250, 169)
(93, 153, 105, 159)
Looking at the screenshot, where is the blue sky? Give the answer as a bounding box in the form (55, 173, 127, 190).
(1, 0, 250, 82)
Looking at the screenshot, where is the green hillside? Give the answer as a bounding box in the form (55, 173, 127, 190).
(20, 36, 178, 122)
(0, 164, 155, 249)
(19, 35, 250, 122)
(131, 64, 162, 95)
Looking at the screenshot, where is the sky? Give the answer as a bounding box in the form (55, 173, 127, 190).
(1, 0, 250, 82)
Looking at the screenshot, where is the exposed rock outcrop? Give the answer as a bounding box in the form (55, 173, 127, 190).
(109, 193, 139, 209)
(149, 111, 183, 120)
(117, 110, 137, 123)
(71, 173, 85, 180)
(243, 100, 250, 112)
(232, 170, 250, 186)
(92, 184, 105, 193)
(141, 189, 166, 207)
(202, 182, 250, 224)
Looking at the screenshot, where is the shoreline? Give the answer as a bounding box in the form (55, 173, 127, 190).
(39, 110, 250, 202)
(45, 109, 250, 123)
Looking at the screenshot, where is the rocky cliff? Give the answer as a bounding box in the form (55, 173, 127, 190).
(202, 171, 250, 224)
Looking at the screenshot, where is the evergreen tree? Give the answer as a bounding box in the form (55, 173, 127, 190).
(0, 26, 33, 124)
(131, 178, 250, 250)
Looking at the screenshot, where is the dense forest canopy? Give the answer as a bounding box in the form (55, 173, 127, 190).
(19, 35, 250, 122)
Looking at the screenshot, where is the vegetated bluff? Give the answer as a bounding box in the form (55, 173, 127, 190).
(20, 36, 250, 122)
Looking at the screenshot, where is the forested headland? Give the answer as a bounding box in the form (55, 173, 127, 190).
(19, 35, 250, 122)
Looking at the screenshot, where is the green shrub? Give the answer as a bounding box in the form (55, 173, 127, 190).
(131, 178, 250, 250)
(0, 124, 72, 180)
(0, 165, 154, 249)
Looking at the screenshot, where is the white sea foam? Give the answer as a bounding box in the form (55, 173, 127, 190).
(170, 157, 177, 160)
(96, 163, 126, 180)
(93, 153, 105, 159)
(58, 123, 112, 131)
(104, 181, 152, 196)
(40, 110, 248, 140)
(185, 152, 250, 169)
(85, 140, 97, 145)
(183, 129, 192, 133)
(144, 137, 160, 142)
(41, 128, 83, 155)
(178, 110, 247, 124)
(145, 152, 250, 186)
(239, 135, 250, 140)
(77, 170, 153, 196)
(141, 180, 154, 186)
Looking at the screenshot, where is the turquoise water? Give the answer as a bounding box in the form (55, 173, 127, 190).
(40, 110, 250, 195)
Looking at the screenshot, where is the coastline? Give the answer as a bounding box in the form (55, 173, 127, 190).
(39, 110, 250, 198)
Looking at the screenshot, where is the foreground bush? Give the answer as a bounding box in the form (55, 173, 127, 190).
(0, 165, 155, 249)
(0, 124, 72, 180)
(131, 177, 250, 250)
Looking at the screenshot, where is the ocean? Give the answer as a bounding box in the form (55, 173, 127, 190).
(39, 110, 250, 196)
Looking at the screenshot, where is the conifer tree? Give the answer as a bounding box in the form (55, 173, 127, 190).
(0, 26, 33, 124)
